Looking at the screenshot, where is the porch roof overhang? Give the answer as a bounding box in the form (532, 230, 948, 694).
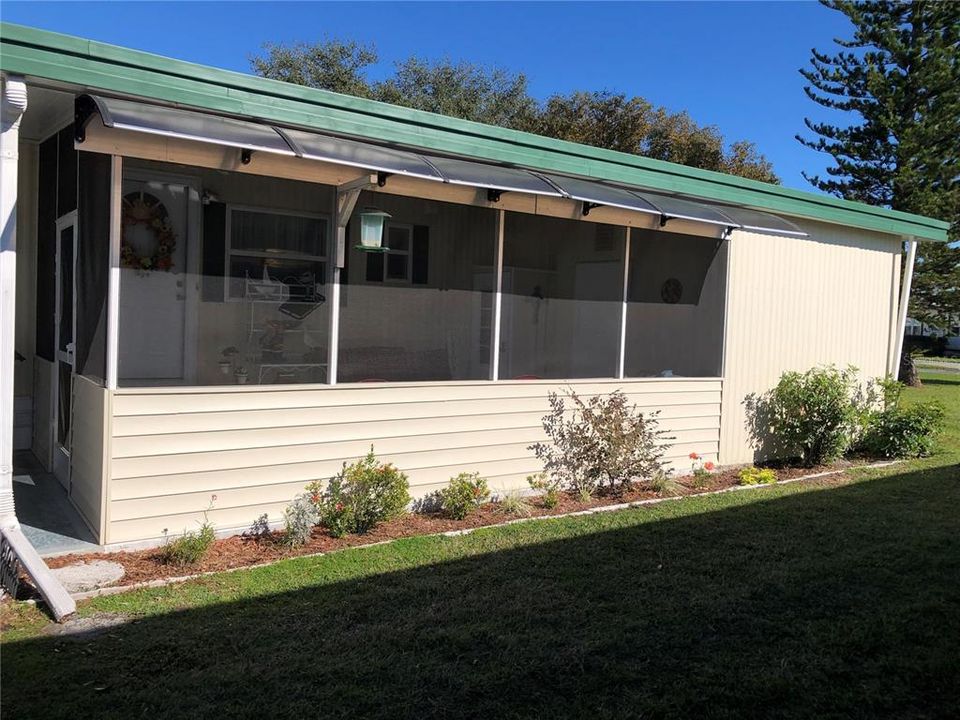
(76, 93, 806, 238)
(0, 21, 950, 242)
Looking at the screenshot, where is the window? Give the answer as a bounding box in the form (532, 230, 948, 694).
(624, 228, 727, 378)
(118, 161, 334, 387)
(227, 207, 328, 300)
(365, 224, 413, 283)
(339, 192, 495, 382)
(500, 213, 626, 379)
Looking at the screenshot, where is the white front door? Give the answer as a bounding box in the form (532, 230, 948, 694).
(118, 174, 198, 384)
(53, 211, 77, 489)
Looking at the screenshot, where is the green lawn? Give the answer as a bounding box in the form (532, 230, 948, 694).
(2, 374, 958, 719)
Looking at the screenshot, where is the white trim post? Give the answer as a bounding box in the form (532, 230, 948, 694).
(105, 156, 122, 389)
(0, 76, 26, 530)
(617, 228, 631, 379)
(489, 209, 505, 381)
(330, 174, 376, 385)
(0, 75, 75, 620)
(893, 237, 918, 378)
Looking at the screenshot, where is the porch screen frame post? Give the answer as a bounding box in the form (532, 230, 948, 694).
(330, 174, 377, 385)
(489, 209, 505, 381)
(617, 228, 631, 379)
(105, 155, 122, 390)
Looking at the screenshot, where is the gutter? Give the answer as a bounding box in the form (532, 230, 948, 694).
(0, 74, 75, 621)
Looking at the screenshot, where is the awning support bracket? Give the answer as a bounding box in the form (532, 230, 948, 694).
(582, 201, 602, 217)
(240, 149, 253, 165)
(377, 171, 391, 187)
(487, 189, 503, 203)
(335, 173, 379, 267)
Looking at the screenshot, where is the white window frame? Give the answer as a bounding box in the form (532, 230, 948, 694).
(224, 204, 330, 302)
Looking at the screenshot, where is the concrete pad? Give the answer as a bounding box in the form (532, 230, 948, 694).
(41, 612, 129, 640)
(51, 560, 125, 594)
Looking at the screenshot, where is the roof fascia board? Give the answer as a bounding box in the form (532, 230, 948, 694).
(0, 23, 950, 242)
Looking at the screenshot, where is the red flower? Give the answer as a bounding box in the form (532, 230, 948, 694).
(310, 493, 320, 504)
(689, 452, 700, 460)
(704, 461, 715, 471)
(335, 502, 344, 512)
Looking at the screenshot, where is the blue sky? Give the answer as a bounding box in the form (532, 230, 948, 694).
(3, 1, 853, 192)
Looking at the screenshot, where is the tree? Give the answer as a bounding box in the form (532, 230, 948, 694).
(798, 1, 960, 365)
(375, 57, 539, 130)
(252, 40, 377, 98)
(251, 41, 778, 182)
(535, 91, 778, 183)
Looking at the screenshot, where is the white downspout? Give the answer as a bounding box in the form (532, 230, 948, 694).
(0, 75, 75, 621)
(892, 238, 918, 378)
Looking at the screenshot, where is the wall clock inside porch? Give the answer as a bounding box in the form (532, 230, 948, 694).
(660, 277, 683, 304)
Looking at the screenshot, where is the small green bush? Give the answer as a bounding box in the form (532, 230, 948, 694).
(309, 447, 411, 536)
(527, 472, 562, 509)
(281, 493, 319, 547)
(860, 401, 945, 459)
(439, 472, 490, 520)
(738, 466, 777, 486)
(159, 517, 216, 567)
(749, 365, 866, 466)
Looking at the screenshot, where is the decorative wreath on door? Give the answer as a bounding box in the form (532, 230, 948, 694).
(121, 191, 177, 271)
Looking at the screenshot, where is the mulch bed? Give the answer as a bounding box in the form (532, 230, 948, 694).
(32, 461, 860, 591)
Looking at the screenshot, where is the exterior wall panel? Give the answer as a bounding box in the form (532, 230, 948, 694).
(720, 222, 901, 465)
(105, 378, 722, 544)
(70, 375, 109, 539)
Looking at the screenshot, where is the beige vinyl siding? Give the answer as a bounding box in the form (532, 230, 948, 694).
(69, 375, 110, 539)
(104, 378, 722, 544)
(719, 222, 902, 464)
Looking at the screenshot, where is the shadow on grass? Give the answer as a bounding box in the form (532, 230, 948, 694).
(4, 468, 960, 719)
(918, 376, 960, 386)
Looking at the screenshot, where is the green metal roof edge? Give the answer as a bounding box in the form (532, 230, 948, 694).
(0, 22, 950, 242)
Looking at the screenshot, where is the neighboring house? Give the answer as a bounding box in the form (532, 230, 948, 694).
(905, 316, 960, 356)
(0, 23, 951, 550)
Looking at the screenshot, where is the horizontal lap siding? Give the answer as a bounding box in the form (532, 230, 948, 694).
(106, 379, 722, 544)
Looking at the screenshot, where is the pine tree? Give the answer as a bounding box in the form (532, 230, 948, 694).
(798, 1, 960, 348)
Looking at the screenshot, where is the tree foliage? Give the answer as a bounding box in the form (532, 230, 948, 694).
(251, 41, 778, 183)
(798, 0, 960, 328)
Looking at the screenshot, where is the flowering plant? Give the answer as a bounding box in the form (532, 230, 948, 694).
(690, 452, 715, 488)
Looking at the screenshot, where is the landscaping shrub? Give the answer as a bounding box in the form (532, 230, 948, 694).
(530, 389, 670, 499)
(498, 490, 533, 517)
(526, 472, 562, 509)
(159, 516, 216, 567)
(738, 466, 777, 486)
(439, 472, 490, 520)
(282, 493, 319, 547)
(309, 448, 410, 536)
(858, 380, 945, 458)
(648, 471, 682, 497)
(748, 365, 867, 466)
